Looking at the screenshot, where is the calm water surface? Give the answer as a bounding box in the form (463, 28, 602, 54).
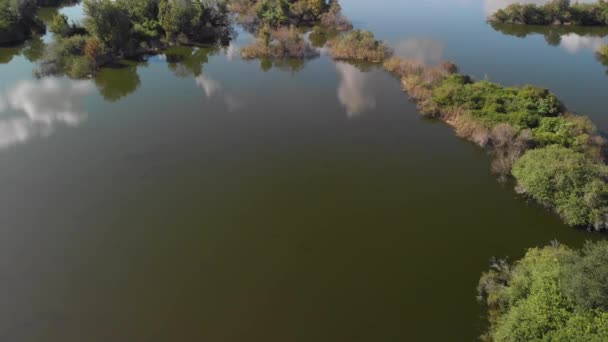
(0, 0, 605, 341)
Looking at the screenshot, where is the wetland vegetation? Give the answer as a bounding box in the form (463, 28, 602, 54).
(489, 0, 608, 26)
(2, 1, 608, 341)
(384, 56, 607, 230)
(479, 240, 608, 341)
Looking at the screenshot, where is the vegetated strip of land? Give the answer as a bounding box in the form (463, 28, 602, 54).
(488, 0, 608, 26)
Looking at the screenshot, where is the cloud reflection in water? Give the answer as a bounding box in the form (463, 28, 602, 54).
(335, 62, 376, 117)
(393, 38, 445, 65)
(0, 78, 93, 149)
(560, 34, 606, 53)
(195, 74, 243, 112)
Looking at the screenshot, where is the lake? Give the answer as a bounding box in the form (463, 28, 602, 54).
(0, 0, 605, 341)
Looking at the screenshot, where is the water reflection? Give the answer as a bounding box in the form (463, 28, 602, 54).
(94, 61, 143, 102)
(393, 38, 444, 65)
(335, 62, 375, 117)
(195, 73, 243, 112)
(490, 22, 608, 72)
(490, 23, 608, 52)
(0, 78, 93, 149)
(0, 35, 45, 64)
(257, 57, 309, 73)
(166, 46, 218, 77)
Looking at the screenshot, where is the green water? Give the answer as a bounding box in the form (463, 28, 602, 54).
(0, 1, 605, 341)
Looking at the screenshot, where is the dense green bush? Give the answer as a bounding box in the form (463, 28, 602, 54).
(432, 75, 562, 130)
(512, 146, 608, 229)
(478, 241, 608, 341)
(490, 0, 608, 26)
(230, 0, 349, 31)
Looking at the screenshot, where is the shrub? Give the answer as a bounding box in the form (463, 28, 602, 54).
(320, 0, 351, 31)
(68, 56, 93, 78)
(328, 30, 392, 62)
(241, 25, 319, 59)
(84, 37, 102, 63)
(431, 77, 562, 130)
(489, 0, 608, 26)
(49, 13, 69, 37)
(512, 145, 608, 229)
(479, 241, 608, 341)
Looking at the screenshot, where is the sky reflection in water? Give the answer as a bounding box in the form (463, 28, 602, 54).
(0, 78, 93, 149)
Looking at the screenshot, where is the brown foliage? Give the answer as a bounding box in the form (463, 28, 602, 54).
(241, 26, 319, 59)
(84, 38, 102, 64)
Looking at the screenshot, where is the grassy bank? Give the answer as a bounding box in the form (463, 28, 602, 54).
(383, 57, 607, 230)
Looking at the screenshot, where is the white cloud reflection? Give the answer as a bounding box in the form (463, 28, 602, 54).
(195, 74, 243, 112)
(335, 62, 376, 117)
(0, 78, 93, 149)
(560, 34, 606, 53)
(393, 38, 445, 65)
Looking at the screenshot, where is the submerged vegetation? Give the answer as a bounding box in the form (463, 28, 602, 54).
(478, 240, 608, 341)
(383, 57, 607, 229)
(490, 0, 608, 26)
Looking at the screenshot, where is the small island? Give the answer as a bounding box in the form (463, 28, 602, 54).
(489, 0, 608, 26)
(383, 57, 607, 230)
(37, 0, 233, 78)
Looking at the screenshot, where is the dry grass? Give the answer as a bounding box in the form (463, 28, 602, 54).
(241, 26, 319, 59)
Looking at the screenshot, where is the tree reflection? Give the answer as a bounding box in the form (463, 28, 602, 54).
(166, 46, 218, 78)
(21, 35, 45, 62)
(94, 61, 144, 102)
(0, 46, 22, 64)
(256, 57, 313, 74)
(0, 35, 46, 64)
(490, 22, 608, 49)
(490, 22, 608, 73)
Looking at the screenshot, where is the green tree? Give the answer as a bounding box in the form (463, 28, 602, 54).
(49, 13, 69, 36)
(512, 145, 608, 229)
(83, 0, 132, 52)
(478, 241, 608, 342)
(158, 0, 196, 39)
